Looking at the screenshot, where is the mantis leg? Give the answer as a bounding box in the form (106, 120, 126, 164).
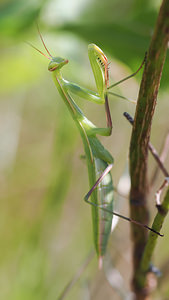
(85, 163, 114, 200)
(85, 99, 112, 137)
(87, 127, 112, 136)
(84, 164, 163, 237)
(107, 53, 147, 90)
(86, 94, 112, 136)
(66, 82, 112, 135)
(65, 81, 104, 104)
(105, 54, 147, 104)
(108, 91, 136, 104)
(104, 94, 112, 133)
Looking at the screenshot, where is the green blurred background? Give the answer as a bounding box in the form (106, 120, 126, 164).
(0, 0, 169, 299)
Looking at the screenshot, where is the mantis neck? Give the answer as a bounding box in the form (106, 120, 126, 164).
(51, 69, 97, 138)
(54, 69, 63, 81)
(51, 69, 84, 119)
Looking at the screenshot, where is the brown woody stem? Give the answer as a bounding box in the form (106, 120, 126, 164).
(129, 0, 169, 299)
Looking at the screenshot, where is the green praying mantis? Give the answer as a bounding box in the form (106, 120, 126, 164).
(30, 31, 162, 268)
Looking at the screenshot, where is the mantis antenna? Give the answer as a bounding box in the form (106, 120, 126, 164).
(36, 23, 53, 58)
(26, 41, 52, 60)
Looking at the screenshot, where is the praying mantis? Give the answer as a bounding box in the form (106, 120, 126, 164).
(30, 31, 162, 268)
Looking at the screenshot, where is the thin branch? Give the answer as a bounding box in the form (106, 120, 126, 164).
(148, 142, 169, 177)
(159, 131, 169, 162)
(155, 177, 169, 206)
(123, 112, 169, 178)
(140, 188, 169, 284)
(150, 130, 169, 185)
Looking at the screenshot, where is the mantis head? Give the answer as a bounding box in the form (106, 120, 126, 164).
(28, 25, 69, 72)
(27, 40, 69, 72)
(48, 57, 69, 72)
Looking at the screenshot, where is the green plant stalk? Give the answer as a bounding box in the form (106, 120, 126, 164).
(140, 188, 169, 280)
(129, 0, 169, 298)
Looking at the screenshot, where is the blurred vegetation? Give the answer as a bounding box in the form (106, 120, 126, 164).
(0, 0, 169, 299)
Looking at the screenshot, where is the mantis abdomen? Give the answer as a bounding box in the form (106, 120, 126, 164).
(85, 135, 114, 268)
(94, 157, 113, 266)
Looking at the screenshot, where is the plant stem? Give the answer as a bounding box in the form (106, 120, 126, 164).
(129, 0, 169, 298)
(140, 188, 169, 278)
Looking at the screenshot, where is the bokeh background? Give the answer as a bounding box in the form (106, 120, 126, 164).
(0, 0, 169, 299)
